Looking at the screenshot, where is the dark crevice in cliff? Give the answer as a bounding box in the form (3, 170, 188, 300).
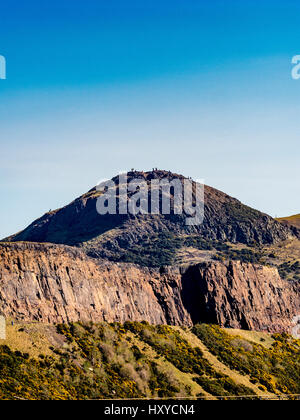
(180, 265, 218, 325)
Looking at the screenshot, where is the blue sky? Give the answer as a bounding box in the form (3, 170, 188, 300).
(0, 0, 300, 238)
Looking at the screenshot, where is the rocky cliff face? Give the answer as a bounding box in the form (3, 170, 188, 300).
(0, 242, 191, 326)
(181, 261, 300, 333)
(0, 242, 298, 333)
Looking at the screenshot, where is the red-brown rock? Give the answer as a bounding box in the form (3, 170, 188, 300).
(0, 242, 299, 334)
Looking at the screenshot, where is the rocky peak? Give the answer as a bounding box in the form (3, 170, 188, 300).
(3, 171, 296, 266)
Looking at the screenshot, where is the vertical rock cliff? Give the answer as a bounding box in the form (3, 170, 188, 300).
(0, 242, 299, 333)
(181, 261, 300, 333)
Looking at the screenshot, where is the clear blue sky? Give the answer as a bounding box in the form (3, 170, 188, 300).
(0, 0, 300, 238)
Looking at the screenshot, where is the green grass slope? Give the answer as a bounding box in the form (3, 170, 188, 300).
(0, 321, 299, 400)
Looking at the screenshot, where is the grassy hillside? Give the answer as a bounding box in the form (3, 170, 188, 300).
(260, 238, 300, 281)
(83, 231, 300, 284)
(82, 231, 268, 268)
(0, 321, 299, 400)
(277, 214, 300, 230)
(193, 324, 300, 395)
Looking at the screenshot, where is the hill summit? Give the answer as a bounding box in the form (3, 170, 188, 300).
(4, 170, 296, 266)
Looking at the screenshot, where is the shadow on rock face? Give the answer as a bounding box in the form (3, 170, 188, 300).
(180, 265, 218, 325)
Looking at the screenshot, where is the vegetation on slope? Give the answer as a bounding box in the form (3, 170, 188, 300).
(109, 230, 300, 284)
(121, 322, 254, 397)
(0, 322, 299, 400)
(93, 231, 266, 268)
(192, 324, 300, 395)
(278, 260, 300, 281)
